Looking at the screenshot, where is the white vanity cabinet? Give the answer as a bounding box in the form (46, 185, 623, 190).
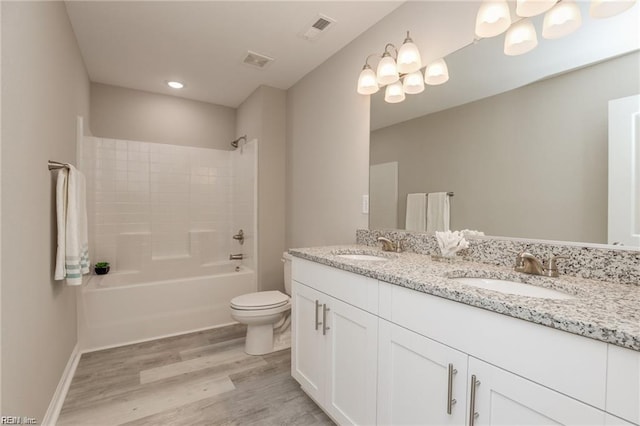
(291, 257, 639, 426)
(291, 259, 378, 425)
(377, 319, 468, 425)
(469, 357, 606, 425)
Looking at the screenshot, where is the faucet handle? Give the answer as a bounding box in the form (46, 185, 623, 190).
(514, 250, 526, 272)
(546, 255, 568, 277)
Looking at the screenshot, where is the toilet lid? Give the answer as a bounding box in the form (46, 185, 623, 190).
(231, 291, 290, 310)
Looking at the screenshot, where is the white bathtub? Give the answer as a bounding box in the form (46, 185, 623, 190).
(78, 263, 256, 351)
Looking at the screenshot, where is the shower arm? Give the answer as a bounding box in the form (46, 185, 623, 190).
(231, 135, 247, 149)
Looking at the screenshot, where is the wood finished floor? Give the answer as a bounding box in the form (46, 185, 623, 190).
(58, 324, 334, 426)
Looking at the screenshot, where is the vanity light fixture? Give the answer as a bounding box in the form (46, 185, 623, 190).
(166, 81, 184, 89)
(504, 18, 539, 55)
(475, 0, 512, 38)
(475, 0, 635, 57)
(590, 0, 637, 18)
(542, 0, 582, 39)
(356, 31, 452, 104)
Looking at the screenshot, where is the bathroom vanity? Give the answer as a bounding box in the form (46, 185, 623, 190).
(289, 246, 640, 426)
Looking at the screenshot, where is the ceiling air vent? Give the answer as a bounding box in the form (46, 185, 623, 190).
(300, 14, 336, 41)
(242, 51, 274, 70)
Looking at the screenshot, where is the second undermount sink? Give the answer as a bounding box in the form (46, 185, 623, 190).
(336, 254, 390, 261)
(451, 277, 575, 300)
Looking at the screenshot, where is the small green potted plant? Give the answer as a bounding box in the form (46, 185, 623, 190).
(94, 262, 110, 275)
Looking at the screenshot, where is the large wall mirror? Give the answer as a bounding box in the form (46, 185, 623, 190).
(369, 2, 640, 249)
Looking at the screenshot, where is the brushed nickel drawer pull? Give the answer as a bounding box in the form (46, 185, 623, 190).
(469, 375, 480, 426)
(322, 304, 330, 335)
(447, 363, 457, 415)
(315, 300, 321, 331)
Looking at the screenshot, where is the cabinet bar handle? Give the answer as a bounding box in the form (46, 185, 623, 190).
(447, 363, 457, 415)
(315, 300, 321, 330)
(469, 375, 480, 426)
(322, 304, 330, 335)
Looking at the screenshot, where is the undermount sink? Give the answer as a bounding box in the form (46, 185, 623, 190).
(336, 254, 390, 261)
(451, 277, 575, 300)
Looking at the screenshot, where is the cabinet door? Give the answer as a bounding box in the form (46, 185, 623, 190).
(324, 295, 378, 425)
(377, 319, 468, 426)
(469, 357, 606, 426)
(291, 281, 325, 403)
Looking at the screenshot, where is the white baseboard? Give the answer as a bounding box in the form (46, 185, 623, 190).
(41, 343, 81, 426)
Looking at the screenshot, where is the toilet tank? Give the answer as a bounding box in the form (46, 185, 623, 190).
(282, 252, 293, 295)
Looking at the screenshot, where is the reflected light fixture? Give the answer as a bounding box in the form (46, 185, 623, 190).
(357, 31, 451, 104)
(516, 0, 557, 17)
(504, 18, 539, 55)
(384, 81, 406, 103)
(403, 71, 425, 94)
(542, 0, 582, 39)
(397, 31, 422, 74)
(357, 58, 379, 95)
(424, 58, 450, 85)
(590, 0, 637, 18)
(475, 0, 512, 38)
(166, 81, 184, 89)
(376, 46, 400, 86)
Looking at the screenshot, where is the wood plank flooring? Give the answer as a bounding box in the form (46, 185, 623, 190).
(58, 324, 333, 425)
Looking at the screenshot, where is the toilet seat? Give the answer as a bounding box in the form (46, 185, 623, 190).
(231, 290, 289, 311)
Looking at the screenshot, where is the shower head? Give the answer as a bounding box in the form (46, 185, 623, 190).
(231, 135, 247, 149)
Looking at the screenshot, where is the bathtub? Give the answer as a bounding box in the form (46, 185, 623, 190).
(77, 262, 256, 351)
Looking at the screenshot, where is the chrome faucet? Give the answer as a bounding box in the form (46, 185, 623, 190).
(514, 251, 567, 277)
(377, 237, 402, 253)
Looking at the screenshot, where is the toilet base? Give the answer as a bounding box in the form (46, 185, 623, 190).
(245, 323, 274, 355)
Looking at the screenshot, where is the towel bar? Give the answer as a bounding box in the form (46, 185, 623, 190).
(48, 160, 69, 171)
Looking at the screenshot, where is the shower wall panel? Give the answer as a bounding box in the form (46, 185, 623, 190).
(81, 137, 241, 272)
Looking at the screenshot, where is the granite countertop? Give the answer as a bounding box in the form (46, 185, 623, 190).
(289, 245, 640, 351)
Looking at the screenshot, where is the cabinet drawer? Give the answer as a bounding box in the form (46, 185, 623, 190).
(381, 281, 608, 409)
(292, 258, 378, 314)
(606, 344, 640, 425)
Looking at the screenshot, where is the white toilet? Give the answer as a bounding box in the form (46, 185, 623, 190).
(230, 252, 292, 355)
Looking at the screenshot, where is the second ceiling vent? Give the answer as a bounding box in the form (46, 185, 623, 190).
(300, 14, 336, 41)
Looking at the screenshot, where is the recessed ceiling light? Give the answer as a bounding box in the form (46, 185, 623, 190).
(166, 81, 184, 89)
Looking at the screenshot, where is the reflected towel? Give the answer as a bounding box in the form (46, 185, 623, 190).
(54, 165, 90, 285)
(427, 192, 450, 232)
(405, 193, 427, 231)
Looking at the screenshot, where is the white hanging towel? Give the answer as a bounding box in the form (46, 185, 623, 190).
(405, 193, 427, 231)
(426, 192, 450, 233)
(54, 165, 90, 285)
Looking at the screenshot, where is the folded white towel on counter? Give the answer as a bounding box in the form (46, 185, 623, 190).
(405, 193, 427, 231)
(54, 165, 90, 286)
(427, 192, 450, 232)
(435, 230, 469, 257)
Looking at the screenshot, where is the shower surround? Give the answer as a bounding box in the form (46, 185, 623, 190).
(82, 137, 256, 273)
(78, 137, 257, 349)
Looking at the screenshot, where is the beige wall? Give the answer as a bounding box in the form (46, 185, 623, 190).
(285, 2, 474, 249)
(1, 1, 90, 419)
(371, 52, 640, 244)
(237, 86, 287, 292)
(90, 83, 236, 150)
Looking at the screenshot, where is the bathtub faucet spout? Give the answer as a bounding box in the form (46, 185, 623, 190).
(230, 253, 244, 260)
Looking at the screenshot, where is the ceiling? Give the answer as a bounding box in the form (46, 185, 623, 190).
(65, 1, 403, 108)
